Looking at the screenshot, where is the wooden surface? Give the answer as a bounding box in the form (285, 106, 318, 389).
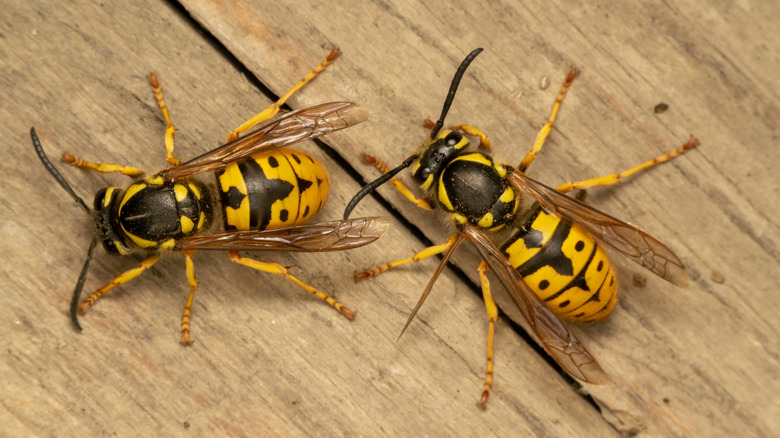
(2, 0, 777, 436)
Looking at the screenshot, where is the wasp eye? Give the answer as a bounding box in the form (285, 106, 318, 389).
(93, 188, 109, 210)
(445, 131, 462, 147)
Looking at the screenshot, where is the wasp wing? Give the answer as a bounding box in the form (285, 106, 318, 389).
(163, 102, 367, 180)
(508, 168, 689, 287)
(179, 217, 388, 252)
(461, 225, 608, 384)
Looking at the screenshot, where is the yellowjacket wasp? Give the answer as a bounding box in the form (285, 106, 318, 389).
(33, 49, 387, 344)
(343, 48, 697, 407)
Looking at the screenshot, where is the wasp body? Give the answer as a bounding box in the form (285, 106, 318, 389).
(344, 48, 697, 407)
(34, 49, 387, 344)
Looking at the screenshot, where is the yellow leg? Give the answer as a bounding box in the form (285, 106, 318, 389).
(62, 153, 144, 177)
(180, 250, 197, 345)
(226, 48, 341, 142)
(363, 155, 432, 210)
(228, 251, 355, 319)
(451, 124, 491, 150)
(477, 261, 499, 409)
(354, 235, 457, 281)
(78, 254, 161, 313)
(147, 73, 179, 166)
(519, 68, 579, 172)
(555, 136, 700, 193)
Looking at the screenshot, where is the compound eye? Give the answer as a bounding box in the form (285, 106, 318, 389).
(444, 131, 462, 147)
(93, 188, 109, 211)
(101, 237, 121, 254)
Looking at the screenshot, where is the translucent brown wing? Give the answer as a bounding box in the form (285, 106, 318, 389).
(163, 102, 367, 180)
(179, 217, 388, 252)
(508, 168, 689, 287)
(461, 225, 609, 384)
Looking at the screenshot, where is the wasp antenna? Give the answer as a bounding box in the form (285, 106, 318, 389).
(70, 237, 98, 331)
(31, 128, 91, 213)
(344, 155, 417, 220)
(430, 48, 484, 138)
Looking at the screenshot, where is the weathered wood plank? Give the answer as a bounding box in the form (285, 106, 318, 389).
(179, 0, 780, 436)
(1, 0, 617, 436)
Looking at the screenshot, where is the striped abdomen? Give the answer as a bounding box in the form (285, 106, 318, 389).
(501, 208, 618, 322)
(216, 148, 329, 231)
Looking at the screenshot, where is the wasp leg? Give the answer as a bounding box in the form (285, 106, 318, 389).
(147, 73, 179, 166)
(226, 48, 341, 142)
(363, 155, 433, 210)
(519, 68, 579, 172)
(451, 125, 491, 150)
(78, 254, 161, 313)
(354, 235, 457, 281)
(228, 251, 356, 319)
(180, 250, 197, 345)
(555, 136, 700, 193)
(62, 153, 144, 177)
(477, 261, 499, 409)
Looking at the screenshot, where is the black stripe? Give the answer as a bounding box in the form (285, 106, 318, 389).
(541, 242, 597, 303)
(516, 219, 575, 278)
(238, 159, 293, 230)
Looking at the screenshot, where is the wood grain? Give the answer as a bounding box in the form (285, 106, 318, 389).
(2, 0, 777, 436)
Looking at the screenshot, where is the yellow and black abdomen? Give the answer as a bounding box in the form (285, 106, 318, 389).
(501, 208, 618, 322)
(216, 148, 329, 231)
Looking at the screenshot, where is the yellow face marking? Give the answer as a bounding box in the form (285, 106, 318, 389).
(435, 129, 452, 139)
(410, 160, 421, 176)
(420, 173, 435, 191)
(434, 129, 469, 152)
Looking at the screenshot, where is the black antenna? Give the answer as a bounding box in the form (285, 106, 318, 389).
(69, 238, 98, 331)
(31, 128, 90, 213)
(31, 127, 95, 331)
(343, 49, 485, 220)
(343, 155, 416, 220)
(430, 48, 484, 138)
